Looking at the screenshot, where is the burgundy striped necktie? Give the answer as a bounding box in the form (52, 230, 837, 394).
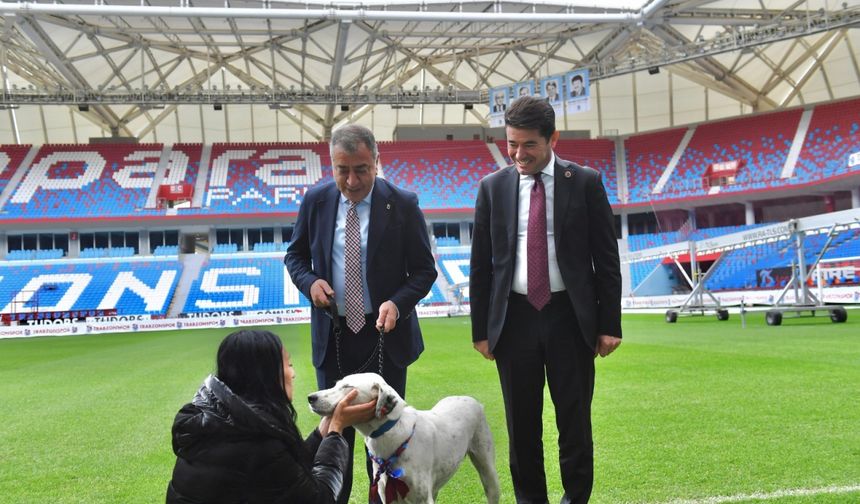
(527, 174, 551, 311)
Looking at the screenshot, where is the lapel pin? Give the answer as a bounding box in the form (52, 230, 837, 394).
(386, 203, 391, 210)
(564, 170, 572, 178)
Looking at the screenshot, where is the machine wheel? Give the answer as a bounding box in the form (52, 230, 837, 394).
(666, 310, 678, 323)
(716, 309, 729, 321)
(765, 310, 782, 326)
(830, 307, 848, 323)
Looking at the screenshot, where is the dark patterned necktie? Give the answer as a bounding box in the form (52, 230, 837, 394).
(527, 174, 551, 311)
(344, 201, 365, 333)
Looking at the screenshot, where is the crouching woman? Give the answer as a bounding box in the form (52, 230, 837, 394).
(166, 329, 375, 503)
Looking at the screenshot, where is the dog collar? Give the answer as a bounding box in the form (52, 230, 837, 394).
(370, 417, 400, 439)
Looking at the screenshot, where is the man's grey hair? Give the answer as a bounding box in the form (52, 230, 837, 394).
(330, 124, 379, 160)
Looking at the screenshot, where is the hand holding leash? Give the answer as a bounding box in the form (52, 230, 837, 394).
(310, 279, 335, 308)
(376, 300, 398, 333)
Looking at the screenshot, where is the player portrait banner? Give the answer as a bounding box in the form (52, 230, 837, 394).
(514, 80, 535, 100)
(539, 76, 563, 115)
(565, 69, 591, 115)
(488, 86, 509, 127)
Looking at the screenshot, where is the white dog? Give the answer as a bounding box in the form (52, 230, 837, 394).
(308, 372, 500, 504)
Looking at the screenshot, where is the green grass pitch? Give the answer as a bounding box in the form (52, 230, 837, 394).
(1, 312, 858, 503)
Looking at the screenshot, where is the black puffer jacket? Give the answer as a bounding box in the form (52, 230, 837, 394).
(166, 375, 349, 504)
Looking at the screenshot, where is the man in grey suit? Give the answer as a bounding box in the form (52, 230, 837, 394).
(470, 96, 622, 504)
(285, 124, 437, 503)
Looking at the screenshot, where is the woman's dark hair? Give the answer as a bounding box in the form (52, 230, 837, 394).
(216, 329, 299, 432)
(505, 96, 556, 141)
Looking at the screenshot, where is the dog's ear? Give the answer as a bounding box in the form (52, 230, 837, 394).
(373, 382, 400, 418)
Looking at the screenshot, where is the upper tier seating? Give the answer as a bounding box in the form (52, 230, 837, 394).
(496, 138, 619, 204)
(0, 144, 32, 195)
(168, 143, 203, 190)
(794, 98, 860, 184)
(200, 142, 332, 215)
(2, 143, 166, 219)
(657, 110, 803, 200)
(624, 128, 687, 204)
(378, 141, 497, 210)
(0, 258, 181, 316)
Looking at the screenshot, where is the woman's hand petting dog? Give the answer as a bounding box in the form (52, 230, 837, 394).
(319, 390, 377, 435)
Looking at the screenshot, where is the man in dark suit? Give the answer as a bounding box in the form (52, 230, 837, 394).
(470, 96, 622, 504)
(285, 124, 437, 504)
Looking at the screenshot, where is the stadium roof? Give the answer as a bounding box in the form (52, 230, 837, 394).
(0, 0, 859, 142)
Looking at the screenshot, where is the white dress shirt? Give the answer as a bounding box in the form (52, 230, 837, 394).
(512, 152, 566, 295)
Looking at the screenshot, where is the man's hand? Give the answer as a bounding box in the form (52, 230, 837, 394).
(473, 340, 494, 361)
(310, 279, 334, 308)
(595, 335, 621, 358)
(376, 300, 399, 333)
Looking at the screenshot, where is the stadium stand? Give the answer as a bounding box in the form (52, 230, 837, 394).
(1, 143, 165, 219)
(0, 258, 181, 316)
(652, 109, 803, 199)
(704, 228, 860, 291)
(0, 144, 32, 195)
(794, 98, 860, 184)
(200, 142, 332, 214)
(658, 109, 803, 200)
(378, 141, 497, 210)
(153, 245, 180, 256)
(420, 282, 448, 305)
(182, 256, 310, 313)
(168, 143, 203, 187)
(629, 258, 664, 291)
(626, 224, 766, 251)
(624, 128, 687, 204)
(6, 249, 64, 261)
(437, 247, 471, 301)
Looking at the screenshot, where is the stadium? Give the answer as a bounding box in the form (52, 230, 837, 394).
(1, 0, 859, 502)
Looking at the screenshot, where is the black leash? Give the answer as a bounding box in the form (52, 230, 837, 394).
(326, 295, 384, 378)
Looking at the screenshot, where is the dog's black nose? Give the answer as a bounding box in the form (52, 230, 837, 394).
(308, 394, 317, 404)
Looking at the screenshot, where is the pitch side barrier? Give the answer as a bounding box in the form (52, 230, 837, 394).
(0, 304, 458, 339)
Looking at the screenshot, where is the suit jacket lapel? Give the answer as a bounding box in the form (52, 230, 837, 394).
(554, 159, 575, 246)
(319, 183, 339, 280)
(502, 167, 519, 256)
(367, 179, 391, 266)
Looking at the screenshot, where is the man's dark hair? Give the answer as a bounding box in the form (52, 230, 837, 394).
(572, 74, 583, 84)
(505, 96, 556, 141)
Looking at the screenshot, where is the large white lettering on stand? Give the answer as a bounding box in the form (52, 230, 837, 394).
(98, 271, 178, 312)
(12, 153, 106, 202)
(206, 149, 323, 207)
(112, 151, 161, 188)
(1, 274, 93, 313)
(195, 267, 261, 309)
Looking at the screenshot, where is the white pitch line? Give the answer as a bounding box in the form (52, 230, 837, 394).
(664, 484, 860, 504)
